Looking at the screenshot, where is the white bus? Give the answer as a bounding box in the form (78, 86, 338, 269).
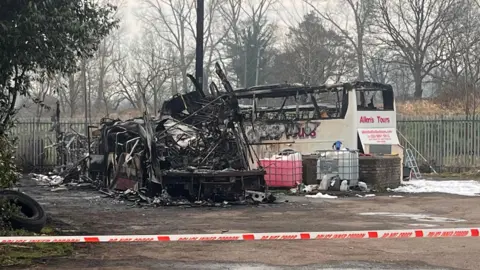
(234, 81, 403, 182)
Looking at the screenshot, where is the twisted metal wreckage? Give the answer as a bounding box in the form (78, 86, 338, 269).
(41, 63, 275, 204)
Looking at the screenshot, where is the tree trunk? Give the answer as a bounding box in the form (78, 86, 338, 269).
(96, 40, 106, 112)
(82, 59, 88, 135)
(153, 77, 158, 114)
(173, 74, 178, 95)
(87, 70, 92, 122)
(181, 69, 188, 93)
(136, 73, 144, 111)
(357, 34, 366, 106)
(68, 74, 76, 117)
(96, 68, 105, 112)
(203, 68, 209, 92)
(414, 67, 423, 99)
(357, 42, 365, 81)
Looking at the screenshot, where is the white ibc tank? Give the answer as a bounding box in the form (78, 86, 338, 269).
(316, 150, 359, 187)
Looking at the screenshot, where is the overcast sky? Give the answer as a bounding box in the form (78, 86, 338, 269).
(121, 0, 334, 38)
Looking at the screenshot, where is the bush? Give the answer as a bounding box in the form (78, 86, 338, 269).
(0, 130, 19, 232)
(0, 134, 17, 189)
(0, 200, 17, 234)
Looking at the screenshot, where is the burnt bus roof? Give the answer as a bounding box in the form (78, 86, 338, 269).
(233, 81, 393, 99)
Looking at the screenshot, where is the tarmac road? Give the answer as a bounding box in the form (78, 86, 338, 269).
(15, 179, 480, 270)
(32, 259, 455, 270)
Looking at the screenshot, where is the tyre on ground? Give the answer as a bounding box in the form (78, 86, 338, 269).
(0, 190, 47, 233)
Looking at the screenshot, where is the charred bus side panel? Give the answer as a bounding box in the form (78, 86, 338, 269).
(233, 82, 404, 182)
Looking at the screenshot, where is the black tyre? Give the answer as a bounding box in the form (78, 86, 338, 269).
(0, 190, 47, 233)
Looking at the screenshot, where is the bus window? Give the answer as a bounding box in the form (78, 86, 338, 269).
(235, 82, 397, 121)
(356, 89, 394, 111)
(238, 88, 348, 121)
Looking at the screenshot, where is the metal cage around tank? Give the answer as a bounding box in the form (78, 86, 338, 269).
(315, 150, 359, 187)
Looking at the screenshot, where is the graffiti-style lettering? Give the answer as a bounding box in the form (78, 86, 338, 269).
(245, 122, 320, 142)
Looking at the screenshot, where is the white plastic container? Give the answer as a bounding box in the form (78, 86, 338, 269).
(316, 150, 359, 187)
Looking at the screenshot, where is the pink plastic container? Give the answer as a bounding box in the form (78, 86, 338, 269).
(259, 157, 303, 188)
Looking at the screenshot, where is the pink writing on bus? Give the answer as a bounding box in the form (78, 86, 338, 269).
(359, 116, 390, 124)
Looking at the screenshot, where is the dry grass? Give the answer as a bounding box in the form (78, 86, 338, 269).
(396, 99, 480, 116)
(397, 100, 467, 116)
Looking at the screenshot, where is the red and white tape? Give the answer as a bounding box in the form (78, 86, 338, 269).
(1, 228, 478, 244)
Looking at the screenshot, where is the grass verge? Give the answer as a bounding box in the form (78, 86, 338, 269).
(0, 227, 74, 268)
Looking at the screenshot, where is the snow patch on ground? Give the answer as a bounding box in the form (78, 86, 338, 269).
(359, 212, 466, 223)
(355, 194, 376, 198)
(408, 223, 439, 228)
(306, 193, 338, 199)
(390, 180, 480, 197)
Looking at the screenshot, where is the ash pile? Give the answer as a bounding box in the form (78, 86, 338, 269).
(83, 63, 273, 205)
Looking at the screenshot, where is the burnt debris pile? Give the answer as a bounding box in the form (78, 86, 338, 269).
(34, 63, 270, 203)
(158, 92, 251, 172)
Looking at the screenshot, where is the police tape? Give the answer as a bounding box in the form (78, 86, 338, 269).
(0, 228, 478, 243)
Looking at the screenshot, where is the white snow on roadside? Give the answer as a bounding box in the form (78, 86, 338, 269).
(359, 212, 466, 223)
(355, 194, 376, 198)
(409, 223, 439, 228)
(306, 193, 338, 199)
(390, 180, 480, 197)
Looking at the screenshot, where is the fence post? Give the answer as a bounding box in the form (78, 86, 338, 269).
(54, 101, 63, 169)
(473, 114, 476, 166)
(440, 115, 444, 170)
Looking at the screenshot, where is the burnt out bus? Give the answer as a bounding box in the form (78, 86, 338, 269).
(233, 81, 404, 182)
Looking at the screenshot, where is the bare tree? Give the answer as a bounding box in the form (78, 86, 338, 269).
(197, 0, 233, 90)
(93, 31, 123, 114)
(132, 30, 172, 112)
(283, 12, 355, 85)
(114, 57, 141, 109)
(364, 48, 414, 99)
(51, 0, 125, 118)
(390, 63, 414, 100)
(365, 48, 392, 84)
(27, 76, 57, 119)
(56, 73, 82, 117)
(142, 0, 195, 93)
(431, 0, 480, 113)
(376, 0, 459, 98)
(221, 0, 278, 87)
(218, 0, 244, 84)
(305, 0, 375, 82)
(88, 0, 125, 115)
(141, 0, 235, 93)
(113, 31, 172, 112)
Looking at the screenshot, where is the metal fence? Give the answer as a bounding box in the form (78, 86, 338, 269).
(397, 115, 480, 172)
(11, 118, 90, 172)
(11, 116, 480, 172)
